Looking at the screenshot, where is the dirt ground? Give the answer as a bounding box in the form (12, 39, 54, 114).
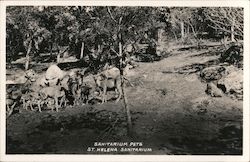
(6, 48, 243, 155)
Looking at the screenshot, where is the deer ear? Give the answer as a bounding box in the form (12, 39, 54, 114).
(56, 79, 61, 85)
(45, 82, 50, 86)
(100, 73, 106, 79)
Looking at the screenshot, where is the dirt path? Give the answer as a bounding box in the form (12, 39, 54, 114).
(125, 49, 242, 154)
(6, 49, 243, 155)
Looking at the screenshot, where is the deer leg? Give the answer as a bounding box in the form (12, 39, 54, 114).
(51, 99, 54, 111)
(59, 97, 63, 107)
(7, 102, 16, 117)
(30, 102, 34, 111)
(55, 97, 59, 112)
(115, 79, 122, 103)
(59, 96, 65, 107)
(124, 77, 134, 87)
(85, 94, 89, 104)
(115, 87, 122, 103)
(22, 98, 27, 110)
(6, 105, 12, 117)
(38, 100, 42, 112)
(73, 100, 76, 106)
(7, 105, 10, 112)
(64, 97, 67, 107)
(102, 84, 107, 104)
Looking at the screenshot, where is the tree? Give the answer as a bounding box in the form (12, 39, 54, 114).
(169, 7, 205, 41)
(7, 6, 55, 69)
(95, 6, 169, 136)
(6, 6, 168, 136)
(204, 7, 243, 41)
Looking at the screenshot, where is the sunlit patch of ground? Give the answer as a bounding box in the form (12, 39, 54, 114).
(6, 48, 242, 154)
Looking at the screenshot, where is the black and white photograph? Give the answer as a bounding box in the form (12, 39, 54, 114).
(0, 1, 249, 162)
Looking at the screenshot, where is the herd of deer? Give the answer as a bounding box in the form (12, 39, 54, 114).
(6, 64, 129, 117)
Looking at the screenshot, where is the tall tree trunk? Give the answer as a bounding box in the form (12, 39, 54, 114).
(25, 40, 32, 70)
(231, 17, 235, 42)
(180, 21, 185, 40)
(107, 11, 133, 136)
(188, 23, 197, 38)
(50, 41, 53, 59)
(25, 55, 30, 70)
(80, 42, 84, 59)
(221, 36, 229, 49)
(172, 31, 178, 42)
(97, 45, 100, 53)
(118, 31, 132, 137)
(122, 80, 132, 135)
(57, 52, 60, 63)
(157, 28, 164, 44)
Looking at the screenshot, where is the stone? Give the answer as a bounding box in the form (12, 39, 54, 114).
(220, 45, 242, 64)
(200, 66, 226, 81)
(205, 82, 223, 97)
(45, 64, 66, 80)
(217, 69, 243, 100)
(224, 65, 241, 75)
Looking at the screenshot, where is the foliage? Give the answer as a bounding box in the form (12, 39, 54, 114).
(6, 6, 244, 64)
(203, 7, 243, 40)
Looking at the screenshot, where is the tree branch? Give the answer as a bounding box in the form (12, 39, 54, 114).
(107, 7, 117, 24)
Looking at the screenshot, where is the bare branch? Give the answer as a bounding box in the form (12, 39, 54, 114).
(207, 24, 230, 32)
(204, 7, 243, 37)
(107, 7, 117, 23)
(119, 16, 123, 25)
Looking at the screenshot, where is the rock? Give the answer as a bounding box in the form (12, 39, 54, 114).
(205, 82, 223, 97)
(217, 69, 243, 100)
(45, 64, 75, 87)
(224, 65, 241, 75)
(11, 57, 27, 64)
(220, 45, 242, 65)
(6, 80, 15, 84)
(60, 56, 78, 63)
(6, 70, 27, 84)
(45, 64, 66, 80)
(200, 66, 226, 81)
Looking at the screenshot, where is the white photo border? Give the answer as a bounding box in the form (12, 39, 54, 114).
(0, 1, 249, 162)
